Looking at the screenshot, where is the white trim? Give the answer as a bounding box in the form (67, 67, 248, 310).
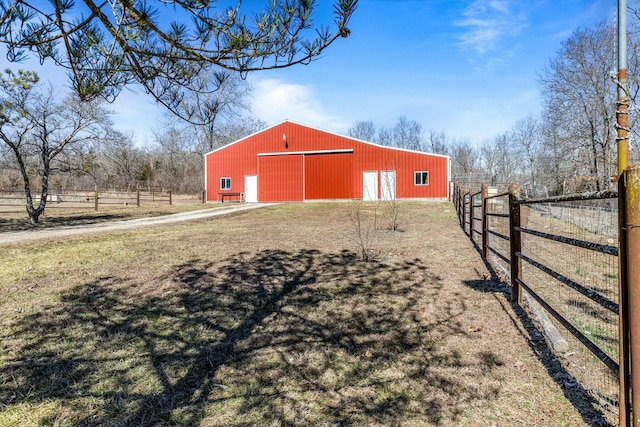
(363, 171, 378, 201)
(203, 153, 208, 202)
(276, 120, 451, 159)
(258, 148, 353, 157)
(220, 177, 232, 190)
(244, 175, 258, 202)
(447, 157, 452, 199)
(414, 170, 430, 186)
(381, 170, 396, 201)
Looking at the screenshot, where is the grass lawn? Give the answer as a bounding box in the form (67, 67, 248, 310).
(0, 202, 604, 426)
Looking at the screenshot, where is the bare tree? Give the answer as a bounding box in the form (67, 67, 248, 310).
(168, 68, 253, 150)
(213, 119, 268, 147)
(478, 138, 500, 184)
(151, 126, 199, 188)
(0, 70, 111, 223)
(450, 137, 478, 182)
(425, 130, 449, 155)
(347, 120, 377, 141)
(97, 130, 145, 189)
(539, 22, 631, 191)
(375, 127, 393, 146)
(149, 115, 266, 193)
(349, 117, 424, 150)
(348, 201, 379, 262)
(381, 159, 400, 231)
(538, 111, 578, 194)
(392, 116, 423, 151)
(510, 115, 544, 195)
(492, 133, 522, 184)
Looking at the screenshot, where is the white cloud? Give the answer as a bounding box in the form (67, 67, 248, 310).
(250, 78, 348, 132)
(454, 0, 527, 54)
(109, 89, 163, 145)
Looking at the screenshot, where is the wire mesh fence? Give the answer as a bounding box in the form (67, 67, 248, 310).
(470, 190, 483, 246)
(520, 197, 619, 425)
(457, 183, 621, 426)
(484, 191, 511, 279)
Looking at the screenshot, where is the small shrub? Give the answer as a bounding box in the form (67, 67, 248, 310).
(348, 200, 380, 262)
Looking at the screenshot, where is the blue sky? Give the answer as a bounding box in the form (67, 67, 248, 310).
(247, 0, 619, 144)
(0, 0, 622, 145)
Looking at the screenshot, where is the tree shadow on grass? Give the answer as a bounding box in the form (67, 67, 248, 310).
(0, 213, 130, 232)
(2, 249, 503, 426)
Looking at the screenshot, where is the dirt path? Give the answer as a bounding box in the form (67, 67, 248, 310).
(0, 203, 275, 245)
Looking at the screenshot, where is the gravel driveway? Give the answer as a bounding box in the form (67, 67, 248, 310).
(0, 203, 274, 245)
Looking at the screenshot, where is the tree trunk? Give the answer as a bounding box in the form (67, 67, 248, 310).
(10, 144, 44, 225)
(24, 185, 47, 225)
(23, 158, 50, 225)
(590, 122, 601, 192)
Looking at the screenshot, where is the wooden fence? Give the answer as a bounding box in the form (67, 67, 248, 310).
(452, 178, 639, 427)
(0, 187, 172, 212)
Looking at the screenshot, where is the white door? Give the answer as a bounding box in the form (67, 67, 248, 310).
(381, 170, 396, 201)
(244, 175, 257, 202)
(363, 171, 378, 201)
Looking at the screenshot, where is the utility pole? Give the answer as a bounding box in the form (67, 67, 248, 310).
(617, 2, 632, 427)
(618, 0, 629, 175)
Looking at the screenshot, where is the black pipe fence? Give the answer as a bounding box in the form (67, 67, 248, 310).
(453, 181, 625, 426)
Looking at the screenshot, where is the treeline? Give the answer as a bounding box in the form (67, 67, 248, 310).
(350, 19, 640, 196)
(0, 118, 266, 194)
(0, 69, 266, 196)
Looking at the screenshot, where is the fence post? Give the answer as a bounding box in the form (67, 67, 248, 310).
(481, 183, 488, 259)
(508, 183, 522, 304)
(621, 165, 640, 427)
(137, 188, 140, 207)
(456, 184, 462, 226)
(471, 191, 477, 242)
(453, 183, 457, 212)
(453, 183, 458, 218)
(457, 184, 461, 224)
(94, 189, 99, 211)
(465, 191, 471, 236)
(457, 184, 462, 224)
(169, 190, 172, 205)
(459, 186, 464, 227)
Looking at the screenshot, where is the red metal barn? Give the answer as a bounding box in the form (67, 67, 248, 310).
(204, 121, 450, 203)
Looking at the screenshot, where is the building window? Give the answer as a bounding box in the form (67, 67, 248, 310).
(220, 177, 231, 190)
(415, 171, 429, 186)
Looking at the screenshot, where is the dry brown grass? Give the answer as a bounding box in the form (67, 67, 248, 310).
(0, 202, 606, 426)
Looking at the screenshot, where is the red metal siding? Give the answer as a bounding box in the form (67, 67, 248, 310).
(206, 151, 253, 201)
(205, 121, 450, 202)
(304, 153, 354, 200)
(353, 146, 449, 199)
(258, 155, 303, 202)
(206, 142, 258, 201)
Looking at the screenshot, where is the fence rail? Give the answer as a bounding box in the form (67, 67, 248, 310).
(453, 181, 627, 426)
(0, 187, 172, 212)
